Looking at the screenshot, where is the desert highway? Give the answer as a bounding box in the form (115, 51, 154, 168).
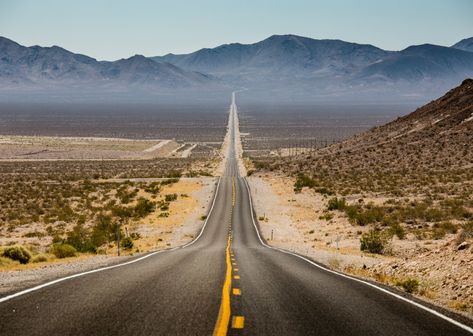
(0, 93, 472, 336)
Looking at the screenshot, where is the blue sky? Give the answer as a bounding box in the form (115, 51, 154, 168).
(1, 0, 472, 60)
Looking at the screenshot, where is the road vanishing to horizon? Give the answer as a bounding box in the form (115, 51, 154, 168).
(0, 93, 472, 336)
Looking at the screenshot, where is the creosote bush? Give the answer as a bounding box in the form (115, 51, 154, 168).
(164, 193, 178, 202)
(121, 237, 134, 250)
(51, 243, 77, 258)
(389, 223, 405, 240)
(134, 198, 156, 218)
(294, 174, 316, 193)
(1, 245, 31, 264)
(396, 278, 419, 293)
(360, 229, 385, 254)
(327, 197, 346, 211)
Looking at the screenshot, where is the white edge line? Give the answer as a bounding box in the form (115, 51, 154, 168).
(0, 249, 168, 303)
(0, 177, 222, 304)
(181, 177, 221, 248)
(243, 178, 473, 334)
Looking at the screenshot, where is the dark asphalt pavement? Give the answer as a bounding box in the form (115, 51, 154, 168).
(0, 94, 472, 336)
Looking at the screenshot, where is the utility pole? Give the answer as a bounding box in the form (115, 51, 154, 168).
(117, 221, 121, 256)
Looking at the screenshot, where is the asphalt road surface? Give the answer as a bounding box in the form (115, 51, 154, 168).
(0, 93, 472, 336)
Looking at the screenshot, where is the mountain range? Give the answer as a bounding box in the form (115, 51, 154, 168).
(1, 34, 473, 102)
(0, 37, 214, 91)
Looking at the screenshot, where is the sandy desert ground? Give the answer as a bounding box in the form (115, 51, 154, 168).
(0, 135, 216, 161)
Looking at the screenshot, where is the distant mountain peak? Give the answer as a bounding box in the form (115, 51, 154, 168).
(118, 54, 153, 64)
(452, 37, 473, 52)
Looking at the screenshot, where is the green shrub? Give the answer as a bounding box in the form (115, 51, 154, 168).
(345, 204, 384, 226)
(327, 197, 346, 211)
(160, 178, 180, 186)
(360, 229, 384, 254)
(51, 243, 77, 258)
(66, 223, 96, 253)
(160, 204, 169, 211)
(111, 206, 133, 219)
(389, 223, 405, 239)
(314, 187, 334, 195)
(165, 170, 182, 178)
(438, 221, 458, 234)
(117, 187, 138, 204)
(133, 198, 156, 218)
(164, 194, 178, 202)
(91, 215, 119, 248)
(121, 237, 134, 250)
(396, 278, 419, 293)
(130, 232, 141, 240)
(1, 245, 31, 264)
(431, 228, 446, 240)
(144, 182, 161, 195)
(294, 174, 316, 193)
(253, 161, 271, 170)
(319, 213, 334, 221)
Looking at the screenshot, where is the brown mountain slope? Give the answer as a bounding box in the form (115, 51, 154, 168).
(265, 79, 473, 196)
(327, 78, 473, 170)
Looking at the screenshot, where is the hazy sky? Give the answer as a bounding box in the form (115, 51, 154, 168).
(1, 0, 472, 60)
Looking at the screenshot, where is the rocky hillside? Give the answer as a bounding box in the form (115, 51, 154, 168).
(297, 78, 473, 174)
(256, 79, 473, 197)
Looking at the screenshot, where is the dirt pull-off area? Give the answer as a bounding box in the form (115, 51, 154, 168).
(0, 135, 207, 160)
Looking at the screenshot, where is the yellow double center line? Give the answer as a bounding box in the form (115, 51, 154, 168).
(213, 235, 233, 336)
(232, 177, 236, 207)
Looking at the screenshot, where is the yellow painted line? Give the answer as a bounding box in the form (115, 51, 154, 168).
(234, 268, 239, 272)
(233, 288, 241, 295)
(213, 236, 232, 336)
(232, 177, 236, 207)
(234, 275, 240, 279)
(232, 316, 245, 329)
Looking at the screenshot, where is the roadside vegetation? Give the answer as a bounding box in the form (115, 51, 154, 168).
(0, 159, 192, 267)
(251, 156, 473, 256)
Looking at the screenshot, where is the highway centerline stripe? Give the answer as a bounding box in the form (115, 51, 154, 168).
(232, 176, 236, 207)
(213, 235, 233, 336)
(232, 288, 241, 296)
(232, 316, 245, 329)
